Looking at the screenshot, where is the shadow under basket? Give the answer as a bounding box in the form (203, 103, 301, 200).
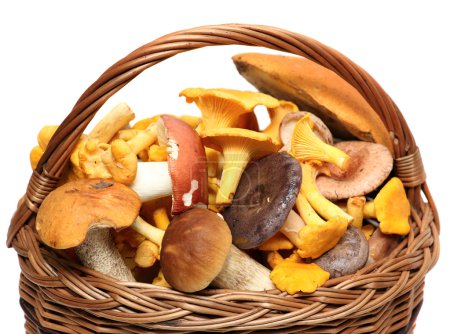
(8, 24, 439, 333)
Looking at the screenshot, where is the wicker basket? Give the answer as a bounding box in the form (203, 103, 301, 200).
(7, 24, 439, 334)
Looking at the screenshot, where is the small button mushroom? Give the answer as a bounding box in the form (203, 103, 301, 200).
(179, 87, 279, 131)
(160, 208, 275, 293)
(36, 178, 141, 282)
(201, 128, 281, 205)
(314, 226, 369, 278)
(222, 152, 301, 249)
(316, 141, 394, 201)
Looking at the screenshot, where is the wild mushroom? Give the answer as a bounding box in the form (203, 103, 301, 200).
(366, 227, 400, 265)
(222, 152, 301, 248)
(363, 177, 411, 235)
(30, 125, 59, 169)
(262, 100, 299, 143)
(314, 226, 369, 278)
(290, 114, 350, 170)
(279, 111, 333, 151)
(299, 161, 353, 224)
(202, 128, 281, 205)
(179, 87, 279, 131)
(347, 196, 366, 229)
(160, 208, 275, 292)
(316, 141, 393, 201)
(257, 233, 294, 251)
(36, 178, 141, 281)
(130, 115, 208, 213)
(270, 253, 330, 294)
(294, 192, 348, 259)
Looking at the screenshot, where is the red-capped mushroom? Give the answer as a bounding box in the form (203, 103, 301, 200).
(130, 116, 208, 213)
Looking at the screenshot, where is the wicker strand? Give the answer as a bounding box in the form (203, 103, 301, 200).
(395, 149, 427, 187)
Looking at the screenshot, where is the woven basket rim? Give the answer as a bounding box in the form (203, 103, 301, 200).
(8, 23, 440, 333)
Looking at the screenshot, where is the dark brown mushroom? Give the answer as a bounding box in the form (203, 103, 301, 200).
(316, 141, 393, 201)
(222, 152, 301, 249)
(314, 226, 369, 278)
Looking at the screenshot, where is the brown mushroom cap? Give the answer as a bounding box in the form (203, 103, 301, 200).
(316, 141, 393, 201)
(314, 226, 369, 278)
(160, 208, 232, 292)
(36, 179, 141, 249)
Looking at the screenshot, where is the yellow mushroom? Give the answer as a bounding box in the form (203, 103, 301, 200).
(152, 269, 171, 288)
(180, 88, 280, 131)
(147, 145, 168, 162)
(262, 100, 299, 143)
(363, 177, 411, 235)
(152, 207, 170, 230)
(291, 114, 350, 170)
(295, 193, 348, 259)
(201, 128, 281, 205)
(134, 240, 160, 268)
(101, 139, 138, 185)
(347, 196, 366, 229)
(29, 125, 59, 169)
(362, 224, 375, 240)
(270, 253, 330, 294)
(266, 251, 284, 269)
(257, 232, 294, 251)
(299, 162, 353, 224)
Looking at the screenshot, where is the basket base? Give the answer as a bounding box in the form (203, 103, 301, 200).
(20, 298, 422, 334)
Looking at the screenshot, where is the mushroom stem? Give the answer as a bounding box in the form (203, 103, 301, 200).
(212, 244, 275, 291)
(129, 162, 173, 202)
(216, 152, 251, 205)
(131, 216, 165, 246)
(347, 196, 366, 229)
(75, 228, 135, 282)
(126, 125, 158, 154)
(279, 210, 305, 247)
(89, 102, 135, 143)
(363, 201, 376, 218)
(300, 162, 353, 224)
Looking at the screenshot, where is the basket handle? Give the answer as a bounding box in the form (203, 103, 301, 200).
(7, 23, 419, 247)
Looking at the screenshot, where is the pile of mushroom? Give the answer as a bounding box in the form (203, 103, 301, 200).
(30, 53, 412, 295)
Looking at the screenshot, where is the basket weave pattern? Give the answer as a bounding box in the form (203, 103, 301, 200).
(8, 24, 439, 333)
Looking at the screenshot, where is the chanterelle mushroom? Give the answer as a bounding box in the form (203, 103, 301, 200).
(180, 88, 280, 131)
(36, 178, 141, 281)
(316, 141, 393, 201)
(201, 128, 280, 205)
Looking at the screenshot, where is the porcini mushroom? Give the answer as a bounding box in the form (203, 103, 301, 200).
(291, 114, 350, 170)
(316, 141, 393, 201)
(222, 152, 301, 248)
(180, 88, 280, 131)
(202, 128, 281, 205)
(130, 115, 208, 213)
(314, 226, 369, 278)
(160, 208, 275, 292)
(36, 178, 141, 281)
(363, 177, 411, 235)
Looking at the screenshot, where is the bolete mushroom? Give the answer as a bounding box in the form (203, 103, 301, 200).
(179, 87, 279, 131)
(222, 152, 301, 248)
(160, 208, 275, 292)
(314, 226, 369, 278)
(36, 178, 141, 281)
(363, 177, 411, 235)
(201, 128, 281, 205)
(130, 115, 208, 213)
(316, 141, 393, 201)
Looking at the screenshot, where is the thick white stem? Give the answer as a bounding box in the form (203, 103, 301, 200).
(279, 210, 305, 248)
(129, 162, 172, 202)
(75, 228, 135, 282)
(212, 245, 275, 291)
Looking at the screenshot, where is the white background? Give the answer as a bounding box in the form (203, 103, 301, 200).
(1, 0, 449, 332)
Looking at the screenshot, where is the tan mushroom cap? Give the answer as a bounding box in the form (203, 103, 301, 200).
(316, 141, 393, 201)
(36, 178, 141, 249)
